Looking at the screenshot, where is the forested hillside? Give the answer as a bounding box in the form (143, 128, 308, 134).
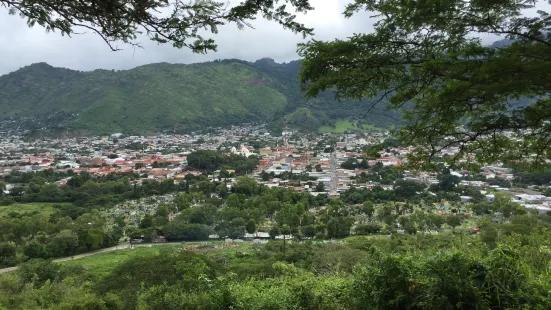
(250, 58, 402, 131)
(0, 61, 289, 135)
(0, 59, 401, 136)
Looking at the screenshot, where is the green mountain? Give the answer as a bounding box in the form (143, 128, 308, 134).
(250, 58, 401, 131)
(0, 59, 401, 135)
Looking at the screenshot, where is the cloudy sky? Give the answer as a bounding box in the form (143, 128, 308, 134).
(0, 0, 537, 75)
(0, 0, 367, 74)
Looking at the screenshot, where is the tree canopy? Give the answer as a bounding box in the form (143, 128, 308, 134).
(2, 0, 314, 52)
(299, 0, 551, 169)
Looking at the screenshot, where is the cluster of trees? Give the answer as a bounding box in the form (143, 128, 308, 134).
(121, 173, 526, 245)
(107, 175, 362, 243)
(0, 170, 199, 266)
(340, 157, 370, 170)
(148, 176, 331, 241)
(2, 169, 71, 184)
(187, 150, 259, 174)
(354, 163, 404, 185)
(0, 208, 121, 267)
(471, 193, 528, 218)
(341, 180, 428, 205)
(1, 171, 180, 207)
(338, 159, 405, 186)
(513, 165, 551, 187)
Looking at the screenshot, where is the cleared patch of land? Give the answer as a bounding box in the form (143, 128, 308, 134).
(61, 241, 253, 275)
(318, 119, 381, 133)
(0, 202, 62, 219)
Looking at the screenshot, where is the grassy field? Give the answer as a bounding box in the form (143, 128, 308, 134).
(0, 202, 60, 219)
(62, 241, 253, 275)
(318, 119, 381, 133)
(62, 246, 175, 276)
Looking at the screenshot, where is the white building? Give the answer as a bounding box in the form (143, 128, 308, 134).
(231, 145, 252, 158)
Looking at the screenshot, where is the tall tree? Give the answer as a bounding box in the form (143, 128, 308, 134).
(299, 0, 551, 169)
(2, 0, 314, 52)
(246, 219, 257, 234)
(315, 181, 325, 192)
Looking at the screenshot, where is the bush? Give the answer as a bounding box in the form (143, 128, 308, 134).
(0, 197, 14, 206)
(355, 223, 382, 235)
(163, 222, 211, 241)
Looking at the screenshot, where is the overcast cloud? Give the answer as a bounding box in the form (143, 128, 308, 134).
(0, 0, 369, 74)
(0, 0, 544, 75)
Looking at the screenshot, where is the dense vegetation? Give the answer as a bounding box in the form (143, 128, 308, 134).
(2, 223, 551, 309)
(186, 150, 259, 174)
(0, 168, 330, 265)
(298, 0, 551, 168)
(0, 165, 467, 266)
(0, 171, 182, 265)
(251, 58, 403, 132)
(0, 59, 403, 136)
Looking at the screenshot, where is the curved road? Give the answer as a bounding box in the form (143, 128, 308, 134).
(0, 242, 184, 274)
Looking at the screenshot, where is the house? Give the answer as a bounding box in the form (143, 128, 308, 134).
(244, 232, 270, 239)
(513, 194, 547, 204)
(259, 148, 273, 156)
(524, 205, 551, 214)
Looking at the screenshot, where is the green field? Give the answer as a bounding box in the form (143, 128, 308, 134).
(62, 241, 253, 275)
(0, 202, 60, 219)
(62, 246, 175, 275)
(318, 119, 381, 133)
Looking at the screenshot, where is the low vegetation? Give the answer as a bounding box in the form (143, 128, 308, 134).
(1, 228, 551, 309)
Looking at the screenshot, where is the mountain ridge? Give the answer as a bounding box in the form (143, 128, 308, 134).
(0, 58, 400, 135)
(0, 36, 522, 136)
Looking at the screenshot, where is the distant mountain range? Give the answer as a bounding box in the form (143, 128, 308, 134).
(0, 58, 400, 136)
(0, 38, 524, 136)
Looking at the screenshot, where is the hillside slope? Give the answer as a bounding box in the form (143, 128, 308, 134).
(250, 58, 402, 131)
(0, 59, 402, 135)
(0, 61, 288, 135)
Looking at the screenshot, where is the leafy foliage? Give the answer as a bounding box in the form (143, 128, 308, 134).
(299, 0, 551, 168)
(2, 166, 551, 308)
(187, 150, 258, 173)
(252, 58, 402, 132)
(1, 0, 313, 52)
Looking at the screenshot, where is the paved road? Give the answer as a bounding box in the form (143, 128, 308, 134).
(0, 242, 184, 274)
(329, 152, 338, 195)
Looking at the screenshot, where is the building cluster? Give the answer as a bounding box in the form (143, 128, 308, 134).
(1, 124, 550, 213)
(0, 125, 269, 186)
